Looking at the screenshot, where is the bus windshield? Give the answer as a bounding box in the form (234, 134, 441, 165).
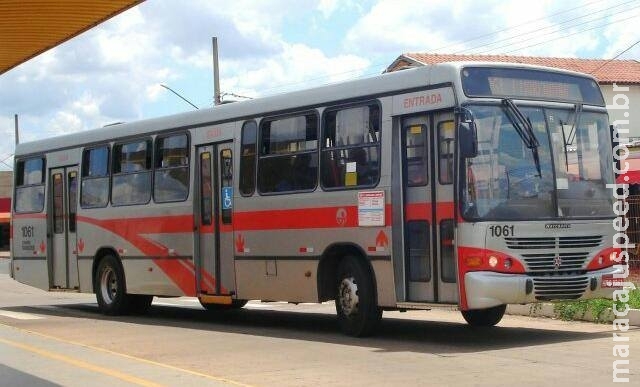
(461, 104, 615, 220)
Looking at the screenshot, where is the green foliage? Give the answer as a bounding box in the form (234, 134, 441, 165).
(553, 287, 640, 323)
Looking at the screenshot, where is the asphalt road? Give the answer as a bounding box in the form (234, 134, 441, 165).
(0, 261, 638, 386)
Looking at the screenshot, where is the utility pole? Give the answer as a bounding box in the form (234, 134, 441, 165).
(212, 37, 221, 105)
(14, 114, 19, 145)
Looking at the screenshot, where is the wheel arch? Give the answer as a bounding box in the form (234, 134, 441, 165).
(317, 243, 378, 303)
(92, 246, 125, 293)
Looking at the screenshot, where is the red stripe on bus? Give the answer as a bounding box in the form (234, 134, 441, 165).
(12, 213, 47, 220)
(77, 215, 198, 296)
(233, 205, 392, 231)
(405, 202, 455, 223)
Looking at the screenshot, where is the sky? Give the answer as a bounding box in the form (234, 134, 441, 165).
(0, 0, 639, 170)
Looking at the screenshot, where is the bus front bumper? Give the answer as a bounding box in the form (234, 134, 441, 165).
(464, 266, 625, 310)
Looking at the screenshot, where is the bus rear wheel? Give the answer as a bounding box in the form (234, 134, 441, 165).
(461, 304, 506, 327)
(95, 254, 132, 315)
(335, 256, 382, 337)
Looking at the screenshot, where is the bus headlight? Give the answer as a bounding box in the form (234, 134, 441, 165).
(488, 256, 498, 267)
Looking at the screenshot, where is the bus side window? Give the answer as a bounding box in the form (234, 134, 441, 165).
(112, 139, 152, 206)
(154, 133, 189, 203)
(239, 121, 257, 196)
(257, 113, 318, 194)
(321, 103, 380, 189)
(14, 157, 46, 213)
(81, 146, 110, 208)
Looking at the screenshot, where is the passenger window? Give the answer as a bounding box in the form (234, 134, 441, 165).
(68, 171, 77, 232)
(438, 120, 455, 185)
(258, 113, 318, 194)
(81, 146, 110, 208)
(15, 157, 46, 213)
(200, 152, 213, 226)
(154, 134, 189, 202)
(321, 103, 380, 189)
(440, 219, 456, 283)
(52, 173, 64, 234)
(405, 124, 428, 186)
(112, 139, 152, 206)
(407, 221, 430, 282)
(240, 121, 257, 196)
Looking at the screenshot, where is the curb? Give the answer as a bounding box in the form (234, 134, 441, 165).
(507, 304, 640, 326)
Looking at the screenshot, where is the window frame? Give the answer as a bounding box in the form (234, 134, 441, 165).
(239, 120, 258, 197)
(437, 120, 455, 185)
(320, 100, 382, 191)
(111, 137, 153, 207)
(153, 132, 190, 203)
(257, 111, 320, 195)
(14, 156, 46, 214)
(404, 123, 429, 187)
(80, 144, 111, 209)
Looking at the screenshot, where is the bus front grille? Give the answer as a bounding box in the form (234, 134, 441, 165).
(505, 235, 603, 272)
(533, 276, 590, 301)
(505, 235, 603, 250)
(521, 252, 590, 272)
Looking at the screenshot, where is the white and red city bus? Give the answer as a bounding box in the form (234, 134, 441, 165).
(11, 62, 623, 336)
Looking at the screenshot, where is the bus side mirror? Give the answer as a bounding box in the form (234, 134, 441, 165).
(459, 122, 478, 158)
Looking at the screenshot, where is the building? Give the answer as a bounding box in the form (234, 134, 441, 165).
(386, 53, 640, 138)
(0, 171, 12, 251)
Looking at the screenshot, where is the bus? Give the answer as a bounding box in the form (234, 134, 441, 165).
(11, 62, 623, 336)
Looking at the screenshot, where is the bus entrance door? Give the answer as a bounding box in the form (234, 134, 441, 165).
(401, 113, 458, 303)
(48, 166, 79, 290)
(196, 143, 235, 298)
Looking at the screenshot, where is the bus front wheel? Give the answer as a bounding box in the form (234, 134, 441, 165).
(335, 256, 382, 337)
(461, 304, 506, 327)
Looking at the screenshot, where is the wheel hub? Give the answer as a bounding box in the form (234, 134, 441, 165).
(100, 267, 117, 305)
(338, 276, 359, 316)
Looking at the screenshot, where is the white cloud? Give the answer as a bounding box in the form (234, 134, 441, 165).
(318, 0, 339, 18)
(222, 42, 370, 98)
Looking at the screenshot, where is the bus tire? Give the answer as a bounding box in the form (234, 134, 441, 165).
(199, 299, 248, 311)
(129, 295, 153, 314)
(94, 254, 131, 315)
(461, 304, 506, 327)
(335, 256, 382, 337)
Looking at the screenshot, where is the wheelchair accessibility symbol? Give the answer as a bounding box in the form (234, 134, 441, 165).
(222, 187, 233, 210)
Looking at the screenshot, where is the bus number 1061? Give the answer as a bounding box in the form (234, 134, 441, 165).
(489, 225, 514, 238)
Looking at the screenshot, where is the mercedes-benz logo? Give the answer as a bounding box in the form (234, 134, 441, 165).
(553, 256, 562, 269)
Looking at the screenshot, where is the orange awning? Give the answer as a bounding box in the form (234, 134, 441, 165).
(0, 0, 144, 75)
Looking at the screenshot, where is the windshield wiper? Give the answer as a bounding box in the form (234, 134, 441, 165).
(559, 104, 582, 171)
(501, 98, 541, 177)
(565, 103, 582, 145)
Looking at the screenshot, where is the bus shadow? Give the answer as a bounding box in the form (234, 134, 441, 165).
(3, 301, 622, 355)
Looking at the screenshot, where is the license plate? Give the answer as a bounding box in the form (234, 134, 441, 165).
(601, 274, 624, 288)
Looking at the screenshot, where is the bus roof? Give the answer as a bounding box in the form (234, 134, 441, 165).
(14, 61, 600, 157)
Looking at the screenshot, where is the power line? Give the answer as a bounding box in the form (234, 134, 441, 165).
(465, 1, 640, 54)
(432, 0, 608, 53)
(256, 0, 639, 96)
(501, 13, 640, 55)
(589, 39, 640, 74)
